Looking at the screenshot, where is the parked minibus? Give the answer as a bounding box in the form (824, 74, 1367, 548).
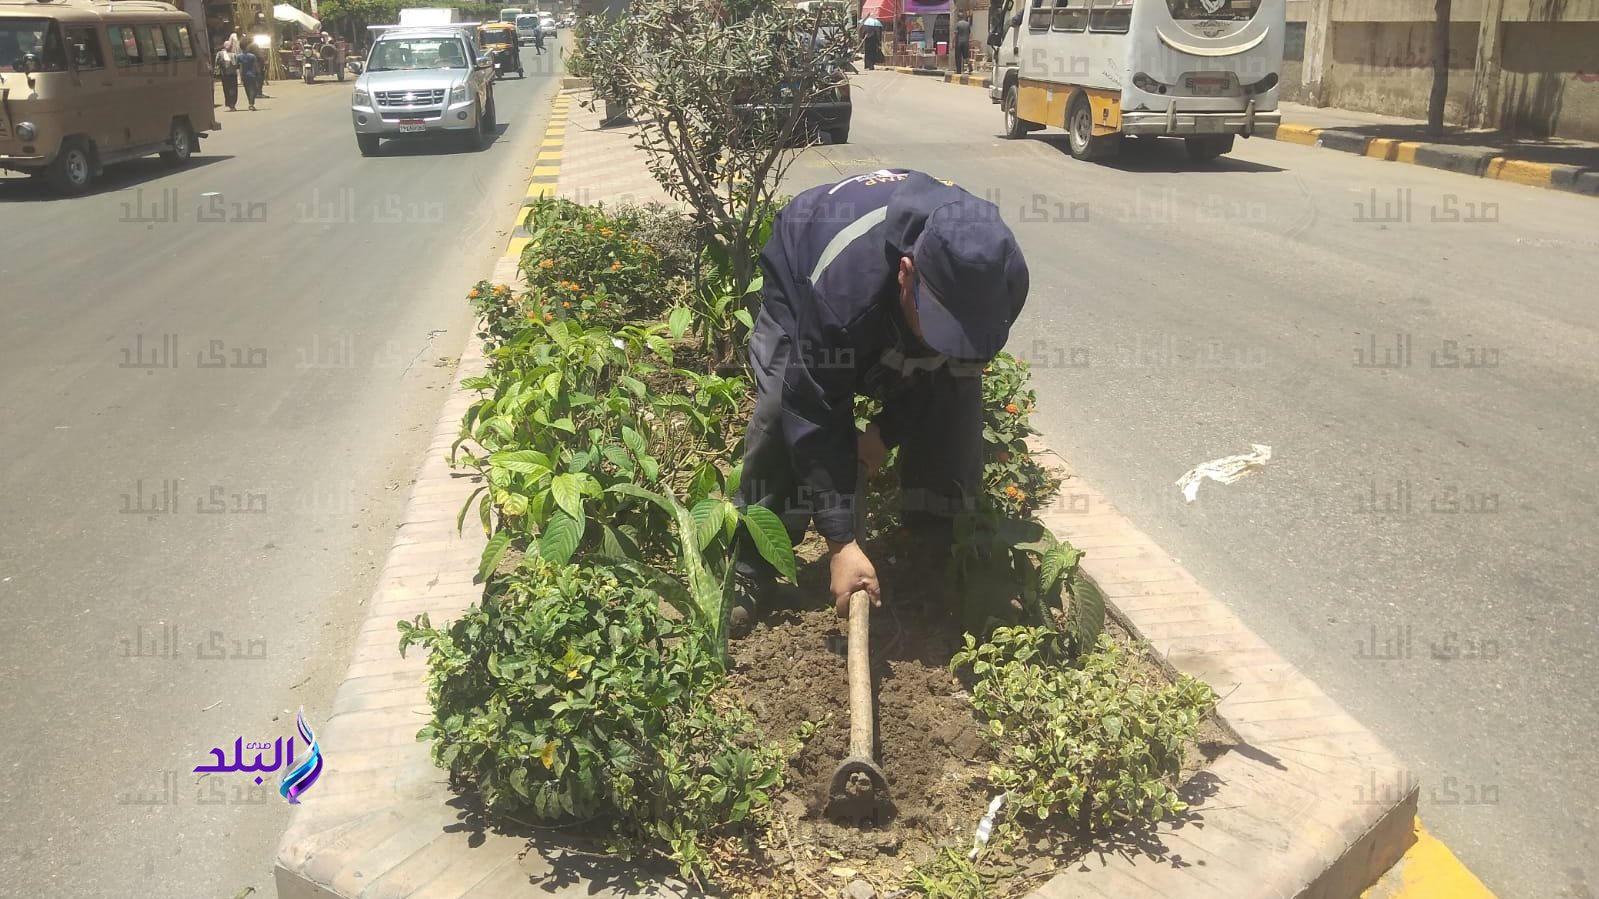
(0, 0, 217, 193)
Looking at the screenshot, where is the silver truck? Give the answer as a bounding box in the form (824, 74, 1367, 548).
(351, 26, 496, 155)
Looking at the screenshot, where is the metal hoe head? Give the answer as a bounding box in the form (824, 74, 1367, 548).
(827, 753, 892, 824)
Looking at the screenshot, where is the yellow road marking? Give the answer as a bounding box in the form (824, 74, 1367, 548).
(1361, 819, 1497, 899)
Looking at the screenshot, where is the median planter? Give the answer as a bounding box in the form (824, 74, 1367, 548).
(391, 197, 1228, 897)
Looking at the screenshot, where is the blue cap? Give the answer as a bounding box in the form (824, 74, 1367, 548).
(910, 194, 1029, 361)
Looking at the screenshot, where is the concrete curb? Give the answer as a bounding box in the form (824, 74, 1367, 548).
(273, 87, 1443, 899)
(1268, 123, 1599, 196)
(1026, 445, 1420, 899)
(883, 64, 990, 88)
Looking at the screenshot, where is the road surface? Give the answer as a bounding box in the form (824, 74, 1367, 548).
(0, 57, 565, 898)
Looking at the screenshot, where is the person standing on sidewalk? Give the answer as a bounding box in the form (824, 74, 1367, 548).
(953, 13, 971, 74)
(237, 43, 262, 111)
(862, 21, 883, 70)
(732, 170, 1030, 627)
(214, 43, 238, 111)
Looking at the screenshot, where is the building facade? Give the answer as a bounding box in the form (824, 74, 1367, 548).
(1283, 0, 1599, 140)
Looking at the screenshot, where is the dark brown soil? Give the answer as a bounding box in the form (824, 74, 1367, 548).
(716, 530, 1234, 898)
(723, 532, 993, 895)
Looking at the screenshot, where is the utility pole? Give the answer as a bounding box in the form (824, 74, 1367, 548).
(1468, 0, 1505, 129)
(1301, 0, 1332, 107)
(1427, 0, 1451, 137)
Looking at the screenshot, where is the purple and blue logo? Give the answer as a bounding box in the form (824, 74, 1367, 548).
(194, 706, 324, 804)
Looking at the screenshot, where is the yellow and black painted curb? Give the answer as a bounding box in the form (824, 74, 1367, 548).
(884, 64, 990, 89)
(1361, 818, 1497, 899)
(1269, 122, 1599, 197)
(504, 91, 571, 261)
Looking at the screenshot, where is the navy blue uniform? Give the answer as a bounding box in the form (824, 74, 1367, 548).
(739, 170, 987, 550)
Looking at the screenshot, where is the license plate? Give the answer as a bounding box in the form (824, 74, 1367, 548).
(1187, 77, 1227, 96)
(1194, 116, 1227, 133)
(398, 120, 425, 133)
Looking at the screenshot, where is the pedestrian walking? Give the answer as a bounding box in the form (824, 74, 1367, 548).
(214, 44, 238, 111)
(862, 22, 883, 70)
(237, 44, 262, 110)
(953, 13, 971, 74)
(730, 169, 1029, 628)
(533, 28, 544, 54)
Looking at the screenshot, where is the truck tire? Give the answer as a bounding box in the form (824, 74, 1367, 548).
(1185, 135, 1235, 162)
(356, 133, 380, 156)
(159, 118, 195, 166)
(45, 138, 94, 194)
(1066, 94, 1118, 161)
(1002, 81, 1025, 139)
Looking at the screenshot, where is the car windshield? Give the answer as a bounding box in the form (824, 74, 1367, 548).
(367, 36, 468, 71)
(0, 19, 68, 72)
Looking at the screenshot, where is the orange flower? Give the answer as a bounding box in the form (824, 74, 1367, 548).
(544, 312, 555, 322)
(493, 283, 509, 293)
(1005, 484, 1021, 498)
(562, 301, 572, 309)
(468, 287, 481, 298)
(1005, 403, 1019, 414)
(539, 259, 555, 270)
(610, 261, 623, 271)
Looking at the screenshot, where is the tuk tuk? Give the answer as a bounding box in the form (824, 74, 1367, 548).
(477, 22, 523, 79)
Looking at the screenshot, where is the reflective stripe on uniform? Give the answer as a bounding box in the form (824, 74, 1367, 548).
(807, 206, 889, 285)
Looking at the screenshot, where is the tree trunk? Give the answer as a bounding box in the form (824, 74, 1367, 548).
(1427, 0, 1452, 137)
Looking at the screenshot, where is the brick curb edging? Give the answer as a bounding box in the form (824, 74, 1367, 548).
(1026, 444, 1416, 898)
(1268, 122, 1599, 196)
(273, 90, 1416, 899)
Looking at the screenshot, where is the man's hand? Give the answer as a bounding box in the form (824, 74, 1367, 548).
(858, 423, 887, 481)
(828, 539, 881, 618)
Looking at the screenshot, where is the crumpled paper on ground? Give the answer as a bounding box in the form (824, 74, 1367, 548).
(1176, 444, 1272, 502)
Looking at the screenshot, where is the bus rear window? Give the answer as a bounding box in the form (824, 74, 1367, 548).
(1089, 0, 1131, 33)
(1052, 0, 1088, 32)
(1166, 0, 1262, 20)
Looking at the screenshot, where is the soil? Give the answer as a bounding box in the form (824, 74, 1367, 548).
(716, 529, 1235, 898)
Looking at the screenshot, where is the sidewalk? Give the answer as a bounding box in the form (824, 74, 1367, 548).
(1272, 100, 1599, 194)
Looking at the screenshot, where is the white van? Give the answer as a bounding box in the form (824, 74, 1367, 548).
(515, 13, 538, 45)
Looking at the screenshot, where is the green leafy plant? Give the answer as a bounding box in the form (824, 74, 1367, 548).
(980, 352, 1060, 517)
(951, 628, 1216, 833)
(904, 848, 994, 898)
(950, 514, 1105, 654)
(397, 559, 785, 887)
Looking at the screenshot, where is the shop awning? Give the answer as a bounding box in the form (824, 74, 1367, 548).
(273, 4, 320, 32)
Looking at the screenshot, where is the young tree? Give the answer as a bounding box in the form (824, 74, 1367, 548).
(571, 0, 856, 365)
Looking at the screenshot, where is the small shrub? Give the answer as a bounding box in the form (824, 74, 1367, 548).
(951, 627, 1215, 833)
(398, 559, 784, 885)
(980, 352, 1060, 517)
(515, 198, 668, 330)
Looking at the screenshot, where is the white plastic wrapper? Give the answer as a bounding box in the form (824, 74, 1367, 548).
(1176, 444, 1272, 502)
(969, 793, 1007, 859)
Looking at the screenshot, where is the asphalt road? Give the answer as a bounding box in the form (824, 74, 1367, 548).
(0, 55, 565, 898)
(782, 72, 1598, 898)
